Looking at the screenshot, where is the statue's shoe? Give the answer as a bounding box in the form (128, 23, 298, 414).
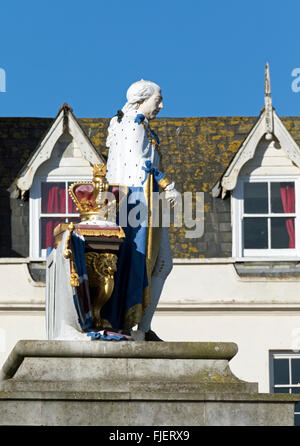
(145, 330, 164, 342)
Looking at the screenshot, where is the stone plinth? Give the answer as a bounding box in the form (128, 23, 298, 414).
(0, 340, 297, 426)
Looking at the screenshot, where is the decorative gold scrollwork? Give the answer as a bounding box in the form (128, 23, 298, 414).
(70, 272, 80, 287)
(63, 222, 75, 259)
(85, 252, 118, 329)
(63, 223, 79, 287)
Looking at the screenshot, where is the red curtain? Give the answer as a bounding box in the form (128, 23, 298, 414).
(280, 183, 295, 249)
(44, 184, 66, 249)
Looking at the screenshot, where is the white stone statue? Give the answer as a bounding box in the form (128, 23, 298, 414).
(106, 79, 180, 341)
(46, 79, 180, 342)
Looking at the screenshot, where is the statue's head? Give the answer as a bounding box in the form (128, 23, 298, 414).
(106, 79, 163, 148)
(126, 79, 163, 120)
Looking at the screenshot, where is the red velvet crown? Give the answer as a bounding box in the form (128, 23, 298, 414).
(69, 164, 127, 221)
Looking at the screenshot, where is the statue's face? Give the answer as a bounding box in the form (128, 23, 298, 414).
(138, 89, 163, 120)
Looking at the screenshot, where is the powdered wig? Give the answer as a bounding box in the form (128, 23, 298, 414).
(106, 79, 160, 148)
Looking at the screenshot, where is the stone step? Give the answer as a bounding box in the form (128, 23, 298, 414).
(0, 340, 297, 426)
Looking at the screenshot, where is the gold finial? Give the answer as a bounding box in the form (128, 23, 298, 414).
(93, 163, 107, 179)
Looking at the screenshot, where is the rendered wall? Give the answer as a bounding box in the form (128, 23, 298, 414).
(1, 259, 300, 394)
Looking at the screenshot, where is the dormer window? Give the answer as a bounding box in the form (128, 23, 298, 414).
(218, 64, 300, 261)
(40, 181, 79, 251)
(10, 104, 104, 261)
(30, 177, 83, 259)
(243, 180, 295, 250)
(232, 177, 299, 259)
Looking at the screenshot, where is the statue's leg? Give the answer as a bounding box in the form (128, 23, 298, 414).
(137, 227, 173, 336)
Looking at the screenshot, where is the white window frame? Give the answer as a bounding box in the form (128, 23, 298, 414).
(270, 351, 300, 426)
(232, 175, 300, 260)
(30, 175, 89, 260)
(270, 352, 300, 393)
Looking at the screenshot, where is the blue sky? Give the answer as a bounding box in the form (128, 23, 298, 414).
(0, 0, 300, 118)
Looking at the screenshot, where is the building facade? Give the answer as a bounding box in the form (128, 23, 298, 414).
(1, 67, 300, 423)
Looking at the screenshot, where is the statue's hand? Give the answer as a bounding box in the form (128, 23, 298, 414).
(164, 185, 181, 208)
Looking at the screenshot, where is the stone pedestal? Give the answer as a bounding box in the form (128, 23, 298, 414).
(0, 340, 297, 426)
